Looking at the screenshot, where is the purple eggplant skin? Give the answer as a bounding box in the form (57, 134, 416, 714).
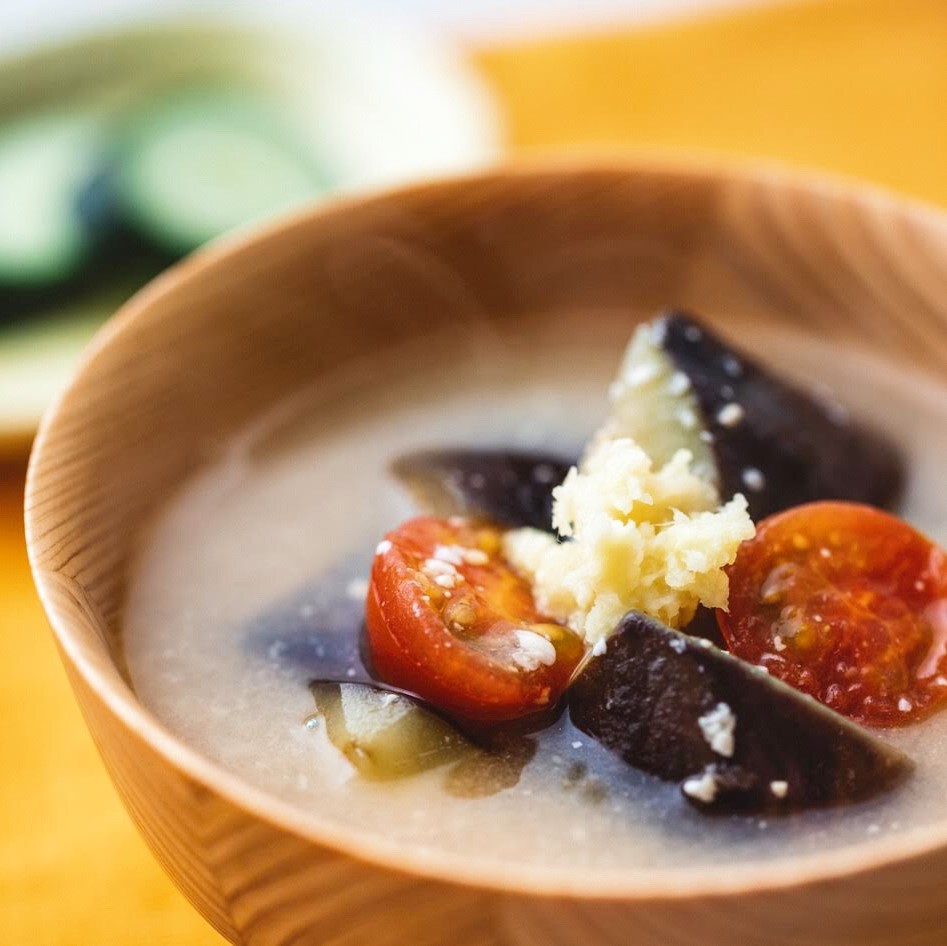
(391, 448, 574, 532)
(569, 612, 912, 814)
(659, 311, 905, 521)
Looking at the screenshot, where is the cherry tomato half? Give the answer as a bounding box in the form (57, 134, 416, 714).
(719, 501, 947, 727)
(366, 516, 584, 723)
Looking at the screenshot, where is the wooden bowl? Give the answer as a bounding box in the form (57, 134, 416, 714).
(25, 163, 947, 946)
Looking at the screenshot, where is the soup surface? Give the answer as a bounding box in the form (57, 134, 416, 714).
(124, 313, 947, 878)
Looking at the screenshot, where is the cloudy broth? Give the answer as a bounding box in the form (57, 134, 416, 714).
(124, 317, 947, 877)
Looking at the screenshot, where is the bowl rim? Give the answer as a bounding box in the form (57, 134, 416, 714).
(25, 156, 947, 901)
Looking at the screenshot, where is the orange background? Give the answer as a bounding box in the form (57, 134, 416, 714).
(4, 1, 947, 942)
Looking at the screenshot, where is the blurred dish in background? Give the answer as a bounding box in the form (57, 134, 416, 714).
(0, 16, 502, 450)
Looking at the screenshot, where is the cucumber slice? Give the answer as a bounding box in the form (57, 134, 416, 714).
(113, 92, 329, 254)
(0, 261, 164, 447)
(0, 110, 105, 287)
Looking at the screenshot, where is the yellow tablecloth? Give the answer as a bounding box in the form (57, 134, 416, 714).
(4, 1, 947, 942)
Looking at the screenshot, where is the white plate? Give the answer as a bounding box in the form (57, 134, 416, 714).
(0, 15, 502, 451)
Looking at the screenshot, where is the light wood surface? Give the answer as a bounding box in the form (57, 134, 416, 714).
(0, 461, 219, 944)
(9, 2, 947, 943)
(24, 162, 947, 945)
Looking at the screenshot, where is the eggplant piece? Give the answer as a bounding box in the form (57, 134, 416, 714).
(391, 448, 574, 532)
(310, 682, 469, 780)
(310, 682, 538, 793)
(569, 612, 911, 813)
(607, 311, 904, 520)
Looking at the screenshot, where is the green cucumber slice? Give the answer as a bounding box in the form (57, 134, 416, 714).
(113, 92, 329, 254)
(0, 259, 165, 443)
(0, 110, 105, 287)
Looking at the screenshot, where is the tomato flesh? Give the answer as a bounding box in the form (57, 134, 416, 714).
(366, 516, 585, 723)
(719, 501, 947, 727)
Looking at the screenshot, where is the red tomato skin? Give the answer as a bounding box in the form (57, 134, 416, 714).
(718, 501, 947, 727)
(365, 517, 584, 724)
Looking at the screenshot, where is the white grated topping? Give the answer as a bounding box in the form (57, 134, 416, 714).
(770, 780, 789, 799)
(773, 635, 787, 652)
(510, 630, 557, 672)
(677, 407, 699, 430)
(591, 636, 608, 657)
(682, 768, 718, 803)
(434, 544, 489, 567)
(422, 558, 458, 577)
(423, 557, 462, 590)
(433, 544, 465, 565)
(668, 371, 692, 396)
(742, 467, 766, 492)
(898, 697, 913, 713)
(626, 362, 661, 388)
(650, 318, 669, 345)
(697, 702, 736, 757)
(716, 403, 745, 427)
(375, 539, 392, 555)
(669, 636, 687, 654)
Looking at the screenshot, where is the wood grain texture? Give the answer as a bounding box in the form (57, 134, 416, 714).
(24, 164, 947, 945)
